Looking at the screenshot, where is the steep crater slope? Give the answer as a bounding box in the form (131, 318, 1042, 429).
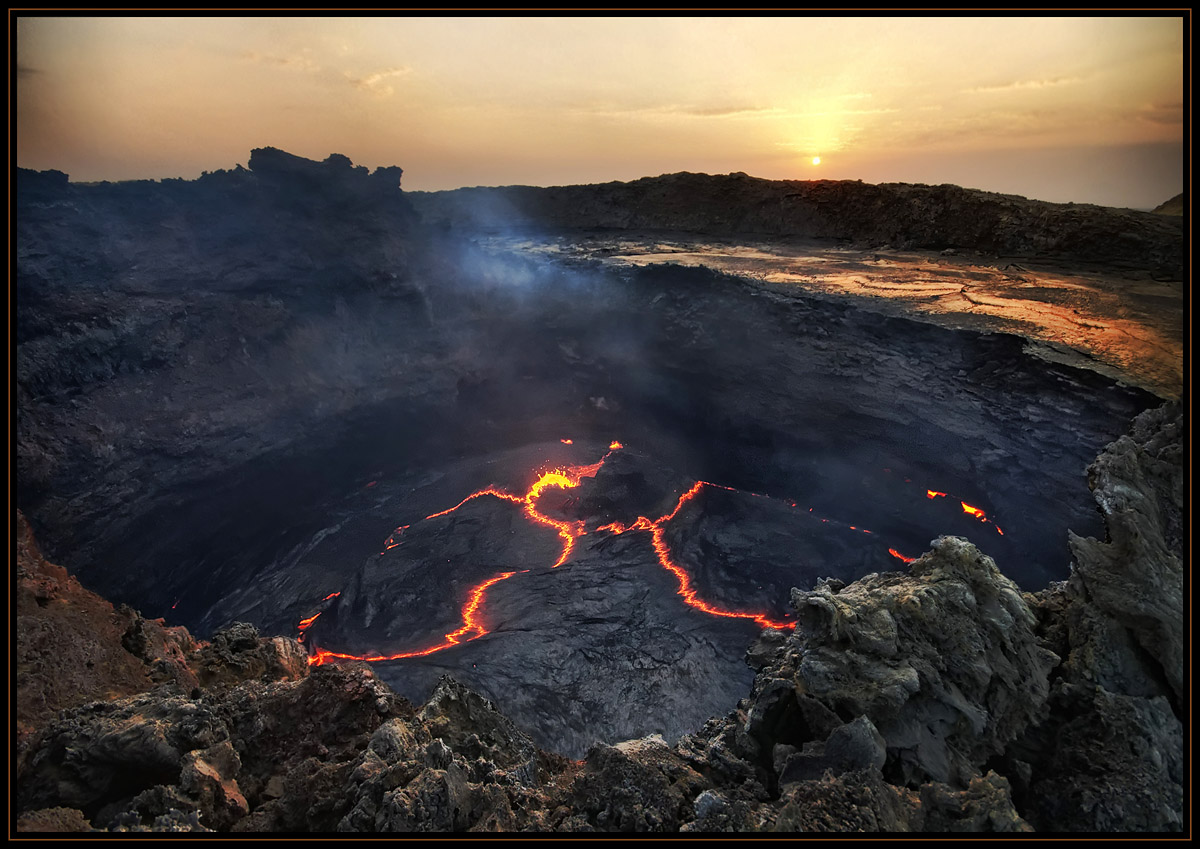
(16, 151, 1165, 757)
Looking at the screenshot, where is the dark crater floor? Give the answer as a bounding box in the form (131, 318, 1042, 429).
(65, 255, 1155, 757)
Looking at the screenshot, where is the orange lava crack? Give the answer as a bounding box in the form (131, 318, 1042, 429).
(309, 571, 520, 665)
(303, 442, 1011, 665)
(600, 480, 795, 631)
(307, 442, 621, 665)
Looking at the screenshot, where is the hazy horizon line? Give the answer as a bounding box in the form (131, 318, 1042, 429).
(20, 153, 1182, 213)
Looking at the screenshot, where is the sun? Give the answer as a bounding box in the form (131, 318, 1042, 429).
(812, 156, 821, 166)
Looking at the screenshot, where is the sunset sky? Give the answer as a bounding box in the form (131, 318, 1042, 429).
(15, 15, 1186, 209)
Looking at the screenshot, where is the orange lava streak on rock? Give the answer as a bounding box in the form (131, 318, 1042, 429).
(382, 524, 410, 551)
(956, 501, 1003, 536)
(888, 548, 917, 564)
(961, 501, 986, 518)
(892, 470, 1006, 537)
(298, 612, 321, 631)
(417, 473, 589, 568)
(310, 444, 625, 666)
(601, 481, 795, 631)
(524, 461, 604, 568)
(560, 438, 573, 444)
(308, 571, 520, 666)
(424, 488, 523, 520)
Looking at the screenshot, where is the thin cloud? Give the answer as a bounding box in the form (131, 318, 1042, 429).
(774, 138, 851, 151)
(673, 104, 783, 117)
(795, 107, 900, 117)
(17, 63, 40, 78)
(569, 101, 781, 119)
(345, 66, 412, 96)
(1137, 101, 1183, 126)
(243, 50, 321, 74)
(881, 107, 1080, 150)
(965, 76, 1081, 94)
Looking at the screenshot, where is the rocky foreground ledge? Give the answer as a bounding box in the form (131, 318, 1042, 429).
(15, 403, 1184, 833)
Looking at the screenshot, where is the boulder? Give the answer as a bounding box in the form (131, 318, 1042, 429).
(1066, 402, 1183, 706)
(782, 536, 1058, 786)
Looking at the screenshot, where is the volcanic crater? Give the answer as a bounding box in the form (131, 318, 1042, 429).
(16, 152, 1172, 759)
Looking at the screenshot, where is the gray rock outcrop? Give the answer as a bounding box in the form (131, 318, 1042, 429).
(754, 536, 1058, 787)
(1006, 401, 1185, 831)
(1066, 402, 1183, 706)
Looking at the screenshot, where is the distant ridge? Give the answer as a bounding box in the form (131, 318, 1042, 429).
(1151, 193, 1183, 215)
(409, 172, 1183, 277)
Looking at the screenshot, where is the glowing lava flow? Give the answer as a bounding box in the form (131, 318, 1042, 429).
(297, 593, 345, 643)
(308, 571, 521, 666)
(304, 442, 1014, 666)
(306, 443, 621, 665)
(523, 459, 606, 568)
(418, 455, 611, 568)
(599, 481, 796, 631)
(958, 500, 1003, 534)
(297, 612, 322, 638)
(903, 474, 1004, 536)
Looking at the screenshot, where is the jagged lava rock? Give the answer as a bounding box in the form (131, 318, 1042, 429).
(189, 621, 309, 690)
(1066, 402, 1183, 705)
(15, 510, 198, 768)
(765, 536, 1058, 786)
(1002, 401, 1185, 832)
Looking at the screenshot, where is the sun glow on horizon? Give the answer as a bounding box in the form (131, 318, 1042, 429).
(14, 15, 1184, 207)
